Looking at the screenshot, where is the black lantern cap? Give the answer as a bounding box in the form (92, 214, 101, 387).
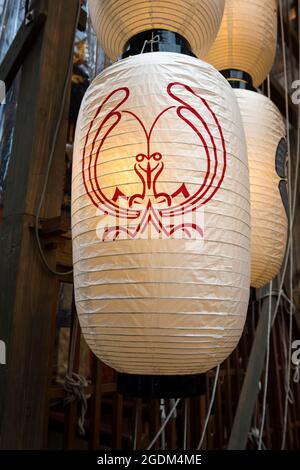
(122, 29, 195, 59)
(117, 373, 207, 398)
(220, 69, 256, 91)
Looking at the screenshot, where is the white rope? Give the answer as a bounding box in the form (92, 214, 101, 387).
(133, 401, 139, 450)
(64, 372, 91, 436)
(196, 365, 220, 450)
(140, 32, 160, 54)
(293, 364, 300, 383)
(279, 0, 294, 450)
(258, 281, 272, 450)
(160, 399, 167, 450)
(183, 399, 188, 450)
(146, 398, 180, 450)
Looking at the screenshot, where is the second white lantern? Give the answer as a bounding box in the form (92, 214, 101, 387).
(234, 90, 288, 288)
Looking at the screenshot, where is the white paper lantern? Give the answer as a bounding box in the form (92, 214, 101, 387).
(72, 52, 250, 375)
(88, 0, 225, 60)
(204, 0, 277, 87)
(234, 90, 288, 288)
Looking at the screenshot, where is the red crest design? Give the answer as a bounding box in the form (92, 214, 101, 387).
(82, 82, 226, 241)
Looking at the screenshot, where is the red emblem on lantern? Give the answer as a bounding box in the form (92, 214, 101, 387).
(82, 82, 226, 241)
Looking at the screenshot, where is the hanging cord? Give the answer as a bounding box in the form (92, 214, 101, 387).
(280, 309, 295, 405)
(146, 398, 180, 450)
(271, 0, 300, 329)
(140, 32, 160, 54)
(160, 399, 167, 450)
(196, 365, 220, 450)
(258, 280, 272, 450)
(279, 0, 294, 450)
(34, 1, 81, 276)
(257, 76, 273, 450)
(183, 399, 188, 450)
(64, 372, 91, 436)
(293, 364, 300, 383)
(132, 400, 139, 450)
(64, 299, 91, 436)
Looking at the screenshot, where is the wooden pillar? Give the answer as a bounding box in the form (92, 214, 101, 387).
(0, 0, 78, 449)
(228, 286, 278, 449)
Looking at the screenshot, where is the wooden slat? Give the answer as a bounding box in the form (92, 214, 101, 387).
(0, 10, 47, 92)
(88, 357, 103, 450)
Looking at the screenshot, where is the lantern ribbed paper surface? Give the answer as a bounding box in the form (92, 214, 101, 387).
(234, 90, 288, 289)
(204, 0, 277, 87)
(72, 52, 250, 375)
(88, 0, 225, 60)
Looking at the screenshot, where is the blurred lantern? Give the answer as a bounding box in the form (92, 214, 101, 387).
(88, 0, 225, 60)
(72, 52, 250, 381)
(204, 0, 277, 87)
(204, 0, 288, 288)
(235, 90, 288, 289)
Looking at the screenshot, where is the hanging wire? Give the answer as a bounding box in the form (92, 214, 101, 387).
(133, 400, 139, 450)
(278, 0, 295, 450)
(257, 76, 273, 450)
(34, 1, 82, 276)
(146, 398, 181, 450)
(196, 365, 220, 450)
(258, 280, 272, 450)
(183, 399, 188, 450)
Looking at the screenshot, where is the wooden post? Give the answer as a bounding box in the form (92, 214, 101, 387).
(0, 0, 78, 449)
(228, 287, 278, 449)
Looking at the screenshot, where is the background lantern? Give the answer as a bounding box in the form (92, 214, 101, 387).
(72, 52, 250, 375)
(204, 0, 277, 87)
(234, 90, 288, 289)
(88, 0, 225, 60)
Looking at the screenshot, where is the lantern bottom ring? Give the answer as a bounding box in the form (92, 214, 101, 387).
(117, 373, 207, 399)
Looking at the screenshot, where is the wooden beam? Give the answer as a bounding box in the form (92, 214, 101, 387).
(0, 0, 78, 449)
(228, 288, 278, 449)
(0, 10, 47, 92)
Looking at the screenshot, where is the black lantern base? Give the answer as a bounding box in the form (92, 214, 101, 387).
(122, 29, 195, 59)
(117, 373, 207, 399)
(220, 69, 256, 91)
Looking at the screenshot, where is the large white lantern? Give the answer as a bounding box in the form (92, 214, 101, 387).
(234, 90, 288, 289)
(204, 0, 277, 87)
(88, 0, 225, 60)
(72, 52, 250, 375)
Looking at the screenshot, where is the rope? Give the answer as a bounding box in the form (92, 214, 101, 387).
(293, 365, 300, 383)
(140, 32, 160, 54)
(64, 372, 91, 436)
(279, 0, 294, 449)
(34, 1, 81, 276)
(160, 399, 167, 450)
(146, 398, 180, 450)
(258, 281, 272, 450)
(196, 365, 220, 450)
(183, 399, 188, 450)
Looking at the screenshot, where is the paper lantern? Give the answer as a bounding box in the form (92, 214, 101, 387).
(72, 52, 250, 375)
(88, 0, 225, 60)
(234, 90, 288, 288)
(204, 0, 277, 87)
